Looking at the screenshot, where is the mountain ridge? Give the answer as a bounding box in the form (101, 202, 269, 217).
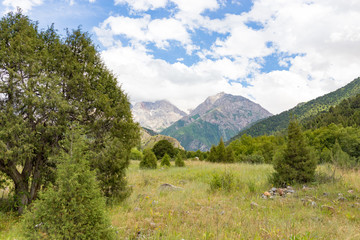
(230, 77, 360, 140)
(161, 93, 272, 151)
(132, 100, 187, 132)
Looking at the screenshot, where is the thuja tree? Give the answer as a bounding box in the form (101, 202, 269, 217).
(23, 127, 115, 239)
(160, 153, 171, 167)
(139, 149, 157, 169)
(0, 11, 139, 214)
(272, 118, 317, 185)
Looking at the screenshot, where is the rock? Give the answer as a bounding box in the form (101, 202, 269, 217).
(277, 188, 284, 196)
(271, 187, 277, 192)
(178, 180, 187, 185)
(251, 202, 259, 209)
(264, 191, 271, 197)
(337, 196, 347, 202)
(149, 222, 157, 228)
(311, 201, 317, 207)
(159, 183, 184, 191)
(261, 194, 268, 199)
(321, 205, 335, 213)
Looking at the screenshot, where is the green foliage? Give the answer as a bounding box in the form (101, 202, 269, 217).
(209, 171, 235, 192)
(229, 134, 282, 164)
(139, 149, 157, 169)
(160, 153, 171, 167)
(225, 146, 235, 163)
(304, 94, 360, 129)
(22, 127, 115, 239)
(332, 141, 357, 168)
(0, 11, 139, 213)
(232, 77, 360, 138)
(241, 154, 265, 164)
(130, 148, 143, 160)
(175, 153, 185, 167)
(272, 118, 317, 186)
(152, 139, 175, 159)
(206, 138, 236, 163)
(216, 138, 227, 162)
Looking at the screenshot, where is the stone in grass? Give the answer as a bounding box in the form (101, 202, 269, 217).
(250, 202, 259, 209)
(321, 205, 335, 213)
(159, 183, 184, 191)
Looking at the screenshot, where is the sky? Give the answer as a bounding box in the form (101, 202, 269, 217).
(2, 0, 360, 114)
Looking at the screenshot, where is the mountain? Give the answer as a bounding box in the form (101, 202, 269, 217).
(132, 100, 187, 132)
(140, 128, 184, 150)
(161, 92, 272, 151)
(230, 77, 360, 140)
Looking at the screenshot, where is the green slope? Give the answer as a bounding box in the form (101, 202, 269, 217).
(230, 77, 360, 139)
(303, 94, 360, 129)
(161, 119, 231, 151)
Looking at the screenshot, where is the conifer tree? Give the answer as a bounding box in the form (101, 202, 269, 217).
(23, 127, 115, 239)
(207, 145, 217, 162)
(139, 149, 157, 169)
(175, 152, 185, 167)
(225, 146, 235, 163)
(216, 138, 227, 162)
(273, 117, 317, 185)
(160, 153, 171, 167)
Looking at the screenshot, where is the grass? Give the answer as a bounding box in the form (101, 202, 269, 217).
(1, 161, 360, 239)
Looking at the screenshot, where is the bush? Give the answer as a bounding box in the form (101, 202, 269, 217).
(241, 154, 265, 164)
(22, 128, 115, 239)
(130, 148, 143, 160)
(175, 153, 185, 167)
(209, 171, 235, 192)
(139, 149, 157, 169)
(160, 153, 171, 167)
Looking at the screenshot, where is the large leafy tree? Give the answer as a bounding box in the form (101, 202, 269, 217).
(0, 11, 139, 214)
(152, 139, 175, 159)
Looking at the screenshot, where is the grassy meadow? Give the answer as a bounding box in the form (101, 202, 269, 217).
(1, 160, 360, 239)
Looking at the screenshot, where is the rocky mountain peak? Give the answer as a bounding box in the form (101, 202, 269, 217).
(132, 100, 187, 132)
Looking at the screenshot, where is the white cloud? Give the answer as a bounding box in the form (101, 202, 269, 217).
(95, 0, 360, 114)
(99, 43, 254, 113)
(2, 0, 43, 13)
(93, 14, 194, 51)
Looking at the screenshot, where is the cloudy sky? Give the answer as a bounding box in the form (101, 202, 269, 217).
(2, 0, 360, 114)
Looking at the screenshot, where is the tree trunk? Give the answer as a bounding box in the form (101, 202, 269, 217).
(15, 181, 30, 215)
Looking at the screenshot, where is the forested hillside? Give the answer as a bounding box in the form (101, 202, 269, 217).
(230, 77, 360, 139)
(303, 94, 360, 129)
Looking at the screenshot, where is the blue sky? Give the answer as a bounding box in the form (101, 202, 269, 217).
(2, 0, 360, 114)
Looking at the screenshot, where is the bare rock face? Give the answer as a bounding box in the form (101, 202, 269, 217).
(161, 93, 272, 151)
(132, 100, 187, 132)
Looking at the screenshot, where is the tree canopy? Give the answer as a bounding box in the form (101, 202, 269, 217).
(0, 11, 139, 214)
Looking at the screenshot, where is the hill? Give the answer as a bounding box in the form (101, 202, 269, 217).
(161, 92, 272, 151)
(230, 77, 360, 139)
(303, 94, 360, 129)
(140, 128, 184, 150)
